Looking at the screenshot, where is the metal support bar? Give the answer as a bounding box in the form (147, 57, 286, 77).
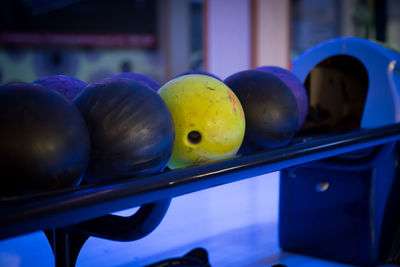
(44, 229, 89, 267)
(2, 123, 400, 240)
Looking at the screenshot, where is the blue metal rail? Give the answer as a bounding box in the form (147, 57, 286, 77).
(1, 123, 400, 241)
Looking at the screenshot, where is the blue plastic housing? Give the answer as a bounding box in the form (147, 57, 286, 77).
(279, 37, 400, 266)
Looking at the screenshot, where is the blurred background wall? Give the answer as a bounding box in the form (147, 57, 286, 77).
(0, 0, 399, 86)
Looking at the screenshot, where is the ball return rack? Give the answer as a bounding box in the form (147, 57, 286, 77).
(2, 123, 400, 266)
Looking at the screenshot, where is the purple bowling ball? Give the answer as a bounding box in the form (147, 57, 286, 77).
(172, 70, 222, 81)
(33, 75, 87, 101)
(255, 66, 308, 130)
(109, 72, 161, 91)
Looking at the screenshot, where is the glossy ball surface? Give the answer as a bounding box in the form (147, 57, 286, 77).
(255, 66, 308, 130)
(0, 82, 90, 196)
(225, 70, 299, 151)
(74, 78, 174, 184)
(159, 74, 245, 169)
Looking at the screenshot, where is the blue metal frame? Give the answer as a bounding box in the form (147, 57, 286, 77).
(1, 123, 400, 241)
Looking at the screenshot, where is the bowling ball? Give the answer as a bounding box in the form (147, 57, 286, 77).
(74, 78, 174, 185)
(33, 75, 87, 101)
(255, 66, 308, 130)
(224, 70, 299, 151)
(158, 74, 245, 169)
(109, 72, 161, 91)
(172, 70, 222, 81)
(0, 83, 90, 197)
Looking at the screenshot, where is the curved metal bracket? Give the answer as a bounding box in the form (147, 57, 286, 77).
(65, 199, 171, 241)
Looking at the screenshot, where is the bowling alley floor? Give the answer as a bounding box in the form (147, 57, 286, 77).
(0, 172, 355, 267)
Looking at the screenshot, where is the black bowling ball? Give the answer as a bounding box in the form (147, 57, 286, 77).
(74, 78, 175, 185)
(0, 83, 90, 197)
(109, 72, 161, 91)
(224, 70, 299, 152)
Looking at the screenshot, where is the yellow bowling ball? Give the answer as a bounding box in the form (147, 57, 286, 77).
(158, 74, 245, 169)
